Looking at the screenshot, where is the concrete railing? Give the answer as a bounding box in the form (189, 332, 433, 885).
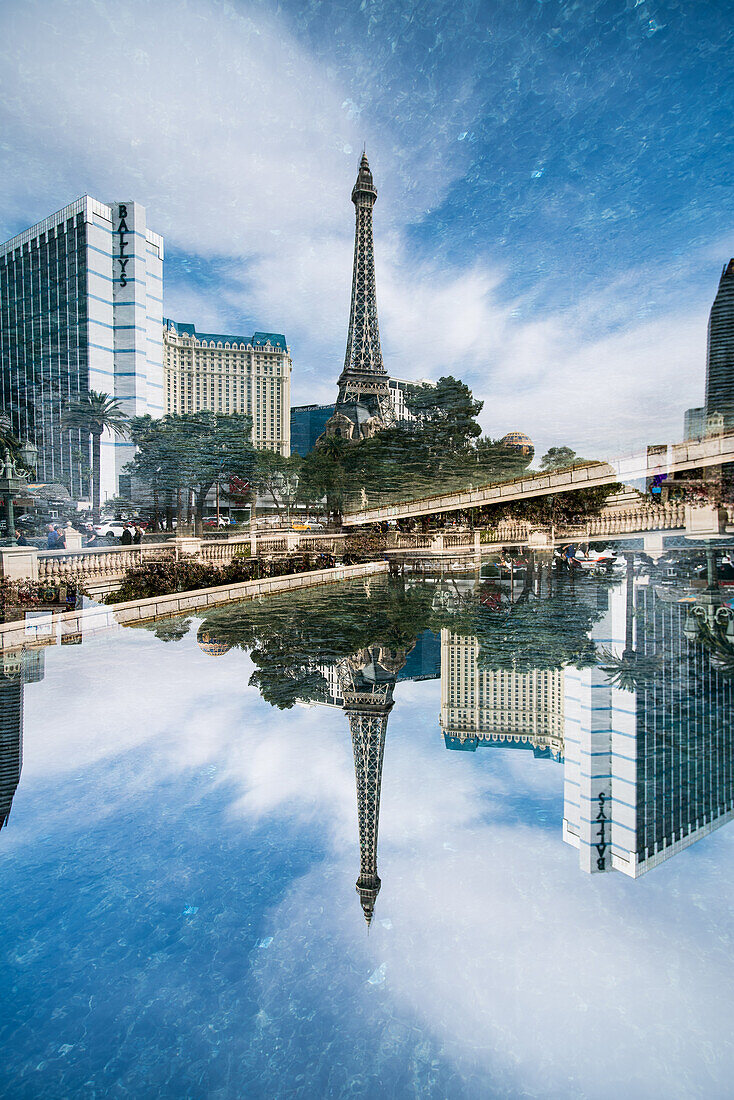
(0, 560, 390, 653)
(384, 531, 480, 555)
(476, 500, 720, 547)
(0, 536, 253, 589)
(253, 529, 347, 556)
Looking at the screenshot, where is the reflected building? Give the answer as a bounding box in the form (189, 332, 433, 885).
(337, 645, 408, 925)
(563, 574, 734, 876)
(438, 570, 734, 878)
(0, 649, 45, 832)
(440, 631, 564, 760)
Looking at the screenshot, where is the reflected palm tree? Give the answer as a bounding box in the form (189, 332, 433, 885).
(598, 554, 660, 691)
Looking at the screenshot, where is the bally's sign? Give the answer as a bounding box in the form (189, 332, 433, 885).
(116, 204, 131, 287)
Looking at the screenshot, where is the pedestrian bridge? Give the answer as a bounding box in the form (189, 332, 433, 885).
(341, 432, 734, 527)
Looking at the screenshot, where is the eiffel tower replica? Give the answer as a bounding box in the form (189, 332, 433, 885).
(322, 153, 396, 443)
(337, 644, 408, 926)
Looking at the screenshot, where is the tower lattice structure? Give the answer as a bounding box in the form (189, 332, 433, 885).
(328, 154, 395, 439)
(338, 645, 406, 925)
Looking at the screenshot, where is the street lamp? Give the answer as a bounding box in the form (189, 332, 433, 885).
(0, 441, 37, 546)
(683, 547, 734, 652)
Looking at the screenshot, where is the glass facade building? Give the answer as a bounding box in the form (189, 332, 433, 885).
(0, 196, 164, 501)
(563, 578, 734, 876)
(705, 258, 734, 427)
(290, 403, 335, 456)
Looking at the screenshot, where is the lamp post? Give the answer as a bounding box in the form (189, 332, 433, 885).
(0, 441, 37, 546)
(683, 547, 734, 650)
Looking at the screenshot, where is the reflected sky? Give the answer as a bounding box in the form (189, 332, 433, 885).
(1, 567, 734, 1098)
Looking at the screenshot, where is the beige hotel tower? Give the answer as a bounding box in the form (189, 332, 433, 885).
(163, 319, 292, 455)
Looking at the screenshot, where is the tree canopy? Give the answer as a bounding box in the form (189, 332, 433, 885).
(540, 446, 584, 470)
(296, 375, 532, 514)
(124, 411, 256, 532)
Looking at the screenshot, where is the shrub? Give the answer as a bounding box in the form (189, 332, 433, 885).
(105, 553, 337, 604)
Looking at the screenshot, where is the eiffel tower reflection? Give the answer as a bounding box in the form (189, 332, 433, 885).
(337, 645, 409, 926)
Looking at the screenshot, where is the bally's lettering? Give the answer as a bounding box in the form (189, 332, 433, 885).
(595, 790, 608, 871)
(117, 204, 130, 287)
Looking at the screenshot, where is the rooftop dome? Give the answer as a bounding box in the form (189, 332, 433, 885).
(500, 431, 534, 457)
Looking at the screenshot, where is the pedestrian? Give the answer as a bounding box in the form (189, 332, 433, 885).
(46, 524, 59, 550)
(120, 524, 133, 546)
(54, 524, 66, 549)
(133, 523, 143, 544)
(84, 524, 99, 547)
(15, 530, 29, 546)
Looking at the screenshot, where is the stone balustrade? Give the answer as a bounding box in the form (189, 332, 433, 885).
(254, 530, 347, 556)
(0, 536, 253, 591)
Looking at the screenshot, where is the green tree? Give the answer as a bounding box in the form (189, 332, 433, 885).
(404, 375, 483, 455)
(254, 451, 301, 520)
(297, 435, 349, 522)
(125, 412, 257, 534)
(540, 446, 581, 470)
(62, 391, 128, 522)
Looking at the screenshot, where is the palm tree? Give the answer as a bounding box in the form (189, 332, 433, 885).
(62, 391, 128, 522)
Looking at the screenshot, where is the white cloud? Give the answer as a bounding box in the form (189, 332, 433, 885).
(1, 0, 731, 460)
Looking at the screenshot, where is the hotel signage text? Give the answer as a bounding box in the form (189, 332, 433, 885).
(117, 204, 130, 287)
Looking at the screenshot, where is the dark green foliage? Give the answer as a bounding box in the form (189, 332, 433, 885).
(297, 375, 532, 513)
(158, 569, 614, 707)
(476, 483, 625, 527)
(0, 578, 85, 621)
(194, 575, 435, 709)
(125, 411, 257, 533)
(540, 446, 584, 470)
(253, 451, 301, 515)
(105, 553, 333, 604)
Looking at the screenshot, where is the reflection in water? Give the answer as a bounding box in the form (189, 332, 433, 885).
(337, 645, 409, 925)
(441, 634, 564, 760)
(564, 572, 734, 876)
(0, 649, 44, 831)
(439, 558, 734, 877)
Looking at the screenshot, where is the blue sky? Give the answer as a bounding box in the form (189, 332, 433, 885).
(1, 0, 733, 455)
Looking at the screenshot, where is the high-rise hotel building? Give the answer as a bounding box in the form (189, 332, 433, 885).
(163, 320, 291, 455)
(705, 258, 734, 427)
(0, 196, 164, 500)
(684, 257, 734, 439)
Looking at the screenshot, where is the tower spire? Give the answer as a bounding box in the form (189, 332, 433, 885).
(338, 644, 409, 927)
(321, 154, 395, 443)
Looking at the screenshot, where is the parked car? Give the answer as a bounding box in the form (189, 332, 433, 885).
(203, 517, 231, 529)
(94, 521, 127, 538)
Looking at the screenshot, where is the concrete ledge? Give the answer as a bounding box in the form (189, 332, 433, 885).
(0, 561, 389, 652)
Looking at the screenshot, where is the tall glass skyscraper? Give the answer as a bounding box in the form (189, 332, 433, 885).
(0, 196, 164, 501)
(705, 258, 734, 427)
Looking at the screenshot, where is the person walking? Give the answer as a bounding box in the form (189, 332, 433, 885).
(15, 530, 29, 546)
(120, 524, 133, 546)
(46, 524, 59, 550)
(54, 525, 66, 550)
(132, 524, 143, 545)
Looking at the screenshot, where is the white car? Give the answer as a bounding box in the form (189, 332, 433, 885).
(94, 522, 127, 538)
